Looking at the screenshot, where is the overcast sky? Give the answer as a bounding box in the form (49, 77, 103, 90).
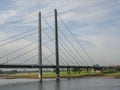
(0, 0, 120, 66)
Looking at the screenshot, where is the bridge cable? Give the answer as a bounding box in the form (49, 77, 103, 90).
(43, 29, 80, 66)
(0, 38, 55, 64)
(0, 27, 51, 59)
(43, 43, 67, 66)
(59, 28, 88, 66)
(1, 47, 38, 65)
(0, 31, 37, 47)
(20, 54, 54, 65)
(0, 28, 36, 42)
(14, 38, 55, 65)
(0, 11, 53, 28)
(0, 41, 37, 59)
(42, 16, 86, 66)
(58, 14, 95, 65)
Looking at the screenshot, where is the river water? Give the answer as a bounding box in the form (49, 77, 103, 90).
(0, 77, 120, 90)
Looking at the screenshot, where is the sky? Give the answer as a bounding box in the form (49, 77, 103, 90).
(0, 0, 120, 66)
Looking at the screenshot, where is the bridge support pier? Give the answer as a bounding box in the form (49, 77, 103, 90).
(94, 69, 96, 74)
(86, 68, 89, 75)
(103, 67, 106, 72)
(67, 67, 70, 79)
(78, 68, 80, 74)
(101, 68, 104, 73)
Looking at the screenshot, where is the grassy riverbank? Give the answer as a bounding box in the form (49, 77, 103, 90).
(101, 71, 120, 78)
(1, 71, 120, 79)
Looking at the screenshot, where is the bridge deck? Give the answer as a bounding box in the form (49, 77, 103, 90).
(0, 64, 112, 69)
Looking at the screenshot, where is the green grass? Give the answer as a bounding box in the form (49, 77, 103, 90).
(1, 70, 120, 79)
(101, 71, 120, 78)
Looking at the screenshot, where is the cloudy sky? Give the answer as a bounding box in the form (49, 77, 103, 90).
(0, 0, 120, 66)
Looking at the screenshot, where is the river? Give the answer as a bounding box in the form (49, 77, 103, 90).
(0, 77, 120, 90)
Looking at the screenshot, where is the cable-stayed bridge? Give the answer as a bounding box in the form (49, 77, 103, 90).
(0, 9, 114, 80)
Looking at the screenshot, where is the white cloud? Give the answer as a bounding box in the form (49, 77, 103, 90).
(77, 34, 120, 65)
(0, 10, 17, 24)
(0, 0, 120, 65)
(12, 0, 39, 9)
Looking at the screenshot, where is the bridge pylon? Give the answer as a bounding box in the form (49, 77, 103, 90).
(38, 12, 42, 82)
(55, 9, 60, 80)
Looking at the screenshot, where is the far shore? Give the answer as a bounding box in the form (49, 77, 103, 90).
(0, 72, 120, 79)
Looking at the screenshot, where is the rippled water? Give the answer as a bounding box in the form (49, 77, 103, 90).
(0, 78, 120, 90)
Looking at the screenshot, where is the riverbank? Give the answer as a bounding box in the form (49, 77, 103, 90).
(0, 71, 120, 79)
